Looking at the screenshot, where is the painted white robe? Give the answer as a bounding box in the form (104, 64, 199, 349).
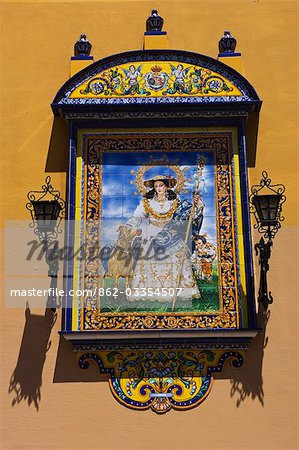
(125, 196, 203, 303)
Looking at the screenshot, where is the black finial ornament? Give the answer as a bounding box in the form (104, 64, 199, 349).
(219, 30, 237, 53)
(74, 33, 92, 57)
(146, 9, 164, 33)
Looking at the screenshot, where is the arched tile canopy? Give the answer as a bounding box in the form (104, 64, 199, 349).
(53, 49, 260, 107)
(52, 49, 262, 164)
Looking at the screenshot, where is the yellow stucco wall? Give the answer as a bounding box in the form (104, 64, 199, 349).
(0, 1, 298, 449)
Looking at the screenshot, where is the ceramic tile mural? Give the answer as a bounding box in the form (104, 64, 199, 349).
(77, 132, 240, 331)
(99, 150, 218, 314)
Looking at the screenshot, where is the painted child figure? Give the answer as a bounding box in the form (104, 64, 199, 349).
(191, 234, 216, 280)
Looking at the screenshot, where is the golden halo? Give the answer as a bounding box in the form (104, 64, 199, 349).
(135, 164, 186, 195)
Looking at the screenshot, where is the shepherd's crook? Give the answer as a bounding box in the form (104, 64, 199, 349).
(171, 157, 206, 311)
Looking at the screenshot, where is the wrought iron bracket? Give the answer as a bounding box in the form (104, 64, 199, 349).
(255, 237, 273, 309)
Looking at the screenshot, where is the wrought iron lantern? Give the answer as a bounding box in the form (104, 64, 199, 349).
(249, 172, 286, 308)
(27, 176, 65, 241)
(27, 177, 65, 311)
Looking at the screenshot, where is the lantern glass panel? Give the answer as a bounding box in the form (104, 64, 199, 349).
(253, 194, 280, 226)
(32, 200, 62, 232)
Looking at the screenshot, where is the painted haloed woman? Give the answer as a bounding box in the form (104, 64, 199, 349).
(125, 175, 204, 302)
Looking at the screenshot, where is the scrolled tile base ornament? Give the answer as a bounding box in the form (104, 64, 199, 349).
(78, 349, 244, 413)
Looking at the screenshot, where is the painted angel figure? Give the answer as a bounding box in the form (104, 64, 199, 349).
(123, 174, 204, 303)
(122, 65, 150, 95)
(163, 64, 191, 95)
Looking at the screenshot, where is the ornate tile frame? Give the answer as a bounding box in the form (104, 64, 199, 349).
(67, 130, 246, 334)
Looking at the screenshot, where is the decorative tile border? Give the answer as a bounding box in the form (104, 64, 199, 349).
(79, 132, 241, 331)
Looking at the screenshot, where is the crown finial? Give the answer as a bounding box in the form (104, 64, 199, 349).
(74, 33, 92, 57)
(218, 30, 237, 53)
(146, 9, 164, 33)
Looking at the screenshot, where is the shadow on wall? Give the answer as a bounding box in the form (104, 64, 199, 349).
(217, 303, 270, 407)
(8, 304, 57, 410)
(53, 336, 109, 383)
(45, 118, 69, 173)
